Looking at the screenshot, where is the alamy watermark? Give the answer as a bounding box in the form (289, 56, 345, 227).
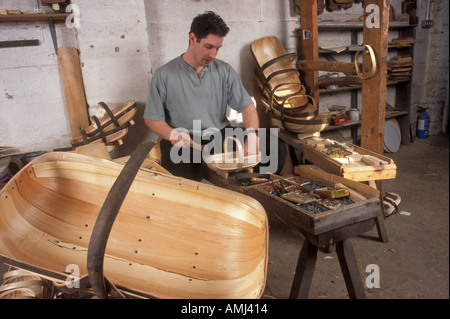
(365, 264, 380, 289)
(65, 4, 81, 29)
(365, 4, 380, 29)
(65, 264, 80, 289)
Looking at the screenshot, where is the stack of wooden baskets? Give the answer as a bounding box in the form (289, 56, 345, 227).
(250, 36, 329, 134)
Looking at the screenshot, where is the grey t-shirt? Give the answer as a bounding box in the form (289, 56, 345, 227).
(144, 55, 253, 135)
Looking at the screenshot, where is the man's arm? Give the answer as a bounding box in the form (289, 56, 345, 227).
(241, 104, 259, 156)
(144, 118, 192, 147)
(241, 103, 259, 130)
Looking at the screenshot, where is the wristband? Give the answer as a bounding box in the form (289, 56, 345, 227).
(245, 128, 259, 136)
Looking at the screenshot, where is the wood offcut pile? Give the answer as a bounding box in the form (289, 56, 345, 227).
(388, 55, 413, 82)
(387, 37, 414, 82)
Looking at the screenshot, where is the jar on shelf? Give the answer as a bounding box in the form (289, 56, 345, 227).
(349, 108, 360, 121)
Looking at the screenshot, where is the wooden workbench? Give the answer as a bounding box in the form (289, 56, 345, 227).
(206, 166, 385, 299)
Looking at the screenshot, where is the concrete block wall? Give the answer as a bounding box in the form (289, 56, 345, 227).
(1, 0, 300, 154)
(144, 0, 300, 130)
(412, 0, 449, 136)
(0, 0, 71, 152)
(0, 0, 448, 154)
(0, 0, 153, 154)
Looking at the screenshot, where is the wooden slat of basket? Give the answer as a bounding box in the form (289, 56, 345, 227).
(0, 152, 268, 299)
(251, 36, 301, 98)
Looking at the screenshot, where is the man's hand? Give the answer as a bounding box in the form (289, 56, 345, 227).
(244, 131, 259, 156)
(170, 130, 193, 148)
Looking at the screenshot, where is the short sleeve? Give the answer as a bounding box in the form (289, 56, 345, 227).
(226, 66, 253, 113)
(143, 71, 167, 121)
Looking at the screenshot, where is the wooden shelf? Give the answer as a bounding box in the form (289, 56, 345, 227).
(319, 79, 411, 94)
(322, 110, 410, 145)
(323, 110, 409, 132)
(0, 13, 69, 22)
(318, 21, 416, 31)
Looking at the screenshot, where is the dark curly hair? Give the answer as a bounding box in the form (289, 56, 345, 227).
(189, 11, 230, 41)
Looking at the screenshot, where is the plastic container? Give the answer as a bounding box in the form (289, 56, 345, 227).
(349, 108, 360, 121)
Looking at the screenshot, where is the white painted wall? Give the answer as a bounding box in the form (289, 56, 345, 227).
(0, 0, 448, 154)
(144, 0, 300, 129)
(412, 0, 449, 135)
(0, 0, 153, 154)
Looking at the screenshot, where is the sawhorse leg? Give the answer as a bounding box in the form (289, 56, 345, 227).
(375, 213, 389, 243)
(335, 238, 366, 299)
(289, 238, 367, 299)
(289, 240, 318, 299)
(368, 180, 389, 243)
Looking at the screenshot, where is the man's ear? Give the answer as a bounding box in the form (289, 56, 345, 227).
(188, 32, 197, 46)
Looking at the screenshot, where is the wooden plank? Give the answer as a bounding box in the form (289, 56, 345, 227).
(299, 0, 319, 103)
(297, 60, 359, 74)
(57, 47, 90, 141)
(360, 0, 390, 154)
(0, 13, 70, 22)
(342, 169, 396, 181)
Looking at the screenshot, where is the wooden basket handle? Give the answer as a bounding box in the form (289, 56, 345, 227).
(223, 136, 244, 170)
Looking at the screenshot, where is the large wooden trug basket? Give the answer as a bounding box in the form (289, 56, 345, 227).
(0, 151, 268, 299)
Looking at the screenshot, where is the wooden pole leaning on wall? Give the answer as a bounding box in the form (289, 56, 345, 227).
(360, 0, 390, 154)
(57, 47, 90, 142)
(299, 0, 319, 104)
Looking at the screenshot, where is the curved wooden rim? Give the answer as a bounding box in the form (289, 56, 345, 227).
(0, 151, 268, 299)
(251, 36, 302, 96)
(354, 45, 377, 80)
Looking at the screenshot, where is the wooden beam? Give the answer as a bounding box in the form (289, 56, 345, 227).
(360, 0, 390, 154)
(57, 47, 90, 141)
(299, 0, 319, 103)
(297, 59, 360, 74)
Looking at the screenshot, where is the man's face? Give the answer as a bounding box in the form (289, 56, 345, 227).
(190, 33, 224, 67)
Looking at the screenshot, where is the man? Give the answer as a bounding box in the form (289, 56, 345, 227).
(144, 11, 260, 180)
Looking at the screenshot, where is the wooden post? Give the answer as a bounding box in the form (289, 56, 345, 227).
(58, 47, 90, 142)
(360, 0, 390, 154)
(299, 0, 319, 103)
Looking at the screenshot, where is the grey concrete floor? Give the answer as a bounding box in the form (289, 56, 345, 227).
(264, 133, 449, 299)
(1, 134, 448, 300)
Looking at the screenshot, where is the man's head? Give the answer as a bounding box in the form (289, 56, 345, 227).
(186, 11, 229, 68)
(189, 11, 229, 42)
